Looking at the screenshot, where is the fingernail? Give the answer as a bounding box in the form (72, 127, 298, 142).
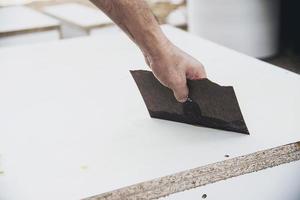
(178, 96, 188, 103)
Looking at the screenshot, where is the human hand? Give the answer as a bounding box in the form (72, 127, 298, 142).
(89, 0, 206, 102)
(144, 41, 207, 102)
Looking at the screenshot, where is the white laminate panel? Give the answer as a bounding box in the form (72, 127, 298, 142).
(43, 3, 112, 28)
(0, 26, 299, 200)
(0, 30, 60, 47)
(0, 6, 60, 33)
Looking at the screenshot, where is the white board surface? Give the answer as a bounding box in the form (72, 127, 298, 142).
(43, 3, 112, 28)
(166, 160, 300, 200)
(0, 6, 60, 33)
(0, 30, 60, 47)
(0, 25, 299, 200)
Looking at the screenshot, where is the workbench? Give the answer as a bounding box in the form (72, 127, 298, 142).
(0, 25, 299, 200)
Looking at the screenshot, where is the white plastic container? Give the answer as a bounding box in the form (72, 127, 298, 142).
(187, 0, 280, 58)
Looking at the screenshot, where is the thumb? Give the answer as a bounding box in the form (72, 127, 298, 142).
(171, 77, 189, 103)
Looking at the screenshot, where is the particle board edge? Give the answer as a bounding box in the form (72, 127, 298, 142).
(84, 141, 300, 200)
(0, 25, 60, 37)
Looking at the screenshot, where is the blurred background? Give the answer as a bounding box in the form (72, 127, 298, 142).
(0, 0, 299, 74)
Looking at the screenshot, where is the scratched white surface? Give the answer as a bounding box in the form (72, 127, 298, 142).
(0, 26, 299, 200)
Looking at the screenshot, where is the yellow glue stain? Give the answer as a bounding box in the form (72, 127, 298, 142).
(80, 165, 88, 171)
(0, 154, 3, 175)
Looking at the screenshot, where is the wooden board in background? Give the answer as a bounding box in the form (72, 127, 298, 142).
(0, 6, 60, 46)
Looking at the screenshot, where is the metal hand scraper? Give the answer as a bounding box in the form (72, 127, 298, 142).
(130, 70, 249, 134)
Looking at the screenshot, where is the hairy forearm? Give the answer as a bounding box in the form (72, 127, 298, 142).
(90, 0, 207, 102)
(89, 0, 169, 57)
